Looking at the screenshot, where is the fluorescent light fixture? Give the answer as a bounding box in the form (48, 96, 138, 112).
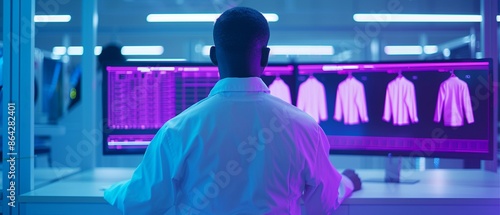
(147, 13, 279, 22)
(121, 46, 164, 55)
(201, 45, 334, 56)
(127, 58, 187, 62)
(385, 46, 422, 55)
(52, 46, 103, 56)
(34, 15, 71, 23)
(353, 14, 500, 22)
(67, 46, 83, 55)
(384, 45, 438, 55)
(202, 46, 212, 56)
(423, 45, 438, 54)
(263, 14, 279, 22)
(95, 46, 102, 55)
(269, 45, 334, 55)
(354, 14, 484, 22)
(52, 46, 67, 55)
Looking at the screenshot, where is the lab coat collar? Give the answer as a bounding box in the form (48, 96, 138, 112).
(209, 77, 271, 96)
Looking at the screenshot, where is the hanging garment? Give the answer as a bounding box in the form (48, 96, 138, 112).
(434, 76, 474, 127)
(297, 77, 328, 123)
(269, 78, 292, 104)
(333, 76, 369, 125)
(382, 76, 419, 126)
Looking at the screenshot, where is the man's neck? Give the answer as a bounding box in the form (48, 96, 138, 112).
(218, 65, 262, 79)
(220, 74, 259, 79)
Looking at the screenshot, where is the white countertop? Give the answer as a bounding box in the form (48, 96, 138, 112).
(19, 168, 500, 205)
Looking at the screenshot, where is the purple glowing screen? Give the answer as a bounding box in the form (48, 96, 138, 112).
(297, 61, 492, 156)
(104, 61, 493, 158)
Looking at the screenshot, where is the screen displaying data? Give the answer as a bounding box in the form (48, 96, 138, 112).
(104, 64, 294, 154)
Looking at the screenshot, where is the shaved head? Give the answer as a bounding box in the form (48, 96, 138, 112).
(211, 7, 271, 78)
(214, 7, 270, 52)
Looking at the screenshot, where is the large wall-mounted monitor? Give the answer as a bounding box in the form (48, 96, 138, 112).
(103, 63, 295, 154)
(297, 59, 494, 160)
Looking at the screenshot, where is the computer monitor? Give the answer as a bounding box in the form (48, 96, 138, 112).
(297, 59, 494, 160)
(39, 57, 64, 123)
(103, 63, 295, 154)
(67, 65, 82, 111)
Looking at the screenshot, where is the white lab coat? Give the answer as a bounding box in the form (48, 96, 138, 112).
(104, 77, 353, 214)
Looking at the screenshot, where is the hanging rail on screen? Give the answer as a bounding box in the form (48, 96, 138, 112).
(298, 61, 490, 75)
(262, 65, 295, 76)
(107, 65, 294, 76)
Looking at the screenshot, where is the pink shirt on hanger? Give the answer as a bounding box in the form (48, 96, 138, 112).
(269, 78, 292, 104)
(434, 76, 474, 127)
(383, 76, 419, 126)
(297, 77, 328, 123)
(333, 76, 369, 125)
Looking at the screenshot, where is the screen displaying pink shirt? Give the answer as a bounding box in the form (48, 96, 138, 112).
(333, 76, 369, 125)
(297, 77, 328, 123)
(383, 76, 419, 126)
(269, 78, 292, 104)
(434, 76, 474, 127)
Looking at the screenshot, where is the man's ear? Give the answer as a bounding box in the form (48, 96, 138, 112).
(261, 47, 270, 67)
(210, 46, 218, 66)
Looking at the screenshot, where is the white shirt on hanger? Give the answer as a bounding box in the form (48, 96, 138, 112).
(434, 76, 474, 127)
(383, 76, 419, 126)
(296, 76, 328, 123)
(333, 76, 369, 125)
(269, 77, 292, 104)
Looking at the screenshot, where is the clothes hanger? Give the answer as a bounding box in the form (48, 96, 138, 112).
(450, 70, 456, 77)
(347, 71, 353, 78)
(397, 70, 403, 78)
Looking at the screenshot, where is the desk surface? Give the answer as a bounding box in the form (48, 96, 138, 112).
(20, 168, 133, 203)
(20, 168, 500, 205)
(0, 167, 81, 189)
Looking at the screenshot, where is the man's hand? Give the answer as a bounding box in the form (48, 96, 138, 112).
(342, 169, 362, 191)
